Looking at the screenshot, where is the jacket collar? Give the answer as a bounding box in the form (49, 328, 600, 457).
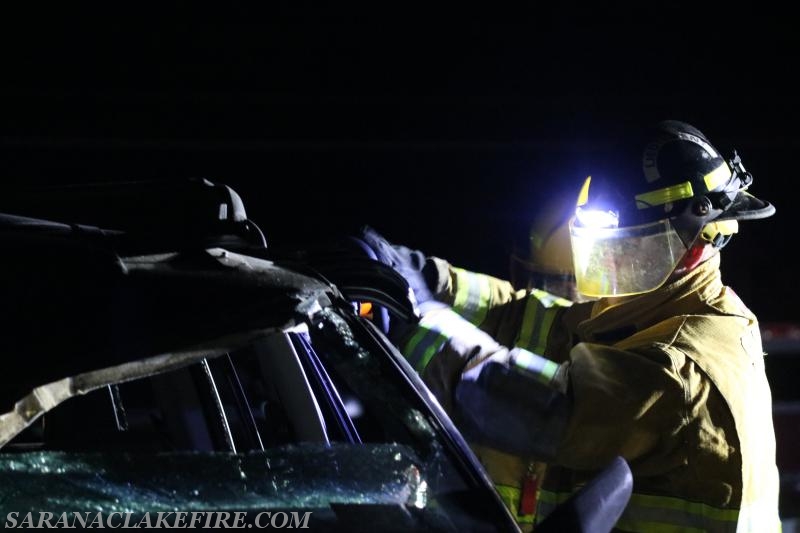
(576, 253, 727, 343)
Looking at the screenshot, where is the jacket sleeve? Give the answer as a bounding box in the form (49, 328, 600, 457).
(426, 256, 523, 325)
(400, 305, 512, 414)
(426, 257, 573, 355)
(399, 303, 568, 408)
(555, 341, 688, 470)
(401, 292, 690, 471)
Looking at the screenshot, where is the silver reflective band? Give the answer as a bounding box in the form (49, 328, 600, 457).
(570, 218, 687, 297)
(452, 268, 491, 325)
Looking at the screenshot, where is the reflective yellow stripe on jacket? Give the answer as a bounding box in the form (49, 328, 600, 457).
(538, 489, 756, 533)
(451, 267, 492, 326)
(402, 309, 539, 531)
(402, 307, 478, 372)
(516, 289, 571, 354)
(495, 485, 535, 526)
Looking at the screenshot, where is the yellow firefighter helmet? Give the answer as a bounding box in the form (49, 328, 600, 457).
(510, 186, 586, 301)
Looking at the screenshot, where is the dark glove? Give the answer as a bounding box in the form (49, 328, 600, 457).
(359, 226, 435, 307)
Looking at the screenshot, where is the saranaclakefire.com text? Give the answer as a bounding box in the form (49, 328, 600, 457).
(4, 511, 312, 529)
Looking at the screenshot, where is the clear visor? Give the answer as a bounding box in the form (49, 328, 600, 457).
(569, 217, 688, 298)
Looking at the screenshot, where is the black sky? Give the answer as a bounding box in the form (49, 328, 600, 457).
(1, 7, 798, 321)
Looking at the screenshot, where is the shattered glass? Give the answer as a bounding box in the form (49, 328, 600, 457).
(0, 443, 425, 513)
(0, 301, 515, 531)
(308, 309, 454, 486)
(0, 444, 486, 531)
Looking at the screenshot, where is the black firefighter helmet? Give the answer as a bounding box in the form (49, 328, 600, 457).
(569, 120, 775, 298)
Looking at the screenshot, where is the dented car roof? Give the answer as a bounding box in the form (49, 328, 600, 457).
(1, 213, 337, 391)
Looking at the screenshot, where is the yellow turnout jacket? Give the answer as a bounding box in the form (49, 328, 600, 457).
(401, 254, 780, 532)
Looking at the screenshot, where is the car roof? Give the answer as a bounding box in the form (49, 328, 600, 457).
(1, 178, 415, 394)
(1, 218, 330, 379)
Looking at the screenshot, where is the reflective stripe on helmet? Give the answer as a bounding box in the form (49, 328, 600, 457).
(634, 161, 734, 210)
(516, 289, 571, 355)
(452, 268, 491, 326)
(704, 163, 733, 192)
(635, 181, 694, 209)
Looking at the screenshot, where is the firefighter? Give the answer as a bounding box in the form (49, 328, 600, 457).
(366, 182, 590, 530)
(508, 183, 587, 302)
(365, 186, 589, 529)
(364, 120, 780, 532)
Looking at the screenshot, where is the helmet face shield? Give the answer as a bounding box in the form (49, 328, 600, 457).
(565, 119, 776, 298)
(570, 217, 689, 298)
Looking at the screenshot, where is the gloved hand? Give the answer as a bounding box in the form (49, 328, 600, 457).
(359, 226, 436, 309)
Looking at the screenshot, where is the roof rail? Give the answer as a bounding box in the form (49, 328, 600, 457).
(3, 178, 267, 249)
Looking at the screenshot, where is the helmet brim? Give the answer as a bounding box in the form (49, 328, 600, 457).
(718, 191, 776, 221)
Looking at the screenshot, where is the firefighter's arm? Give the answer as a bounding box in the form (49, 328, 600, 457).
(399, 303, 573, 459)
(427, 258, 573, 350)
(401, 304, 512, 414)
(552, 342, 686, 470)
(357, 228, 568, 346)
(453, 347, 572, 461)
(455, 340, 687, 469)
(426, 256, 526, 325)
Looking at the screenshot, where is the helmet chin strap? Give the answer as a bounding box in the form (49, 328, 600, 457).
(682, 243, 708, 271)
(672, 241, 715, 278)
(700, 220, 738, 250)
(711, 233, 734, 250)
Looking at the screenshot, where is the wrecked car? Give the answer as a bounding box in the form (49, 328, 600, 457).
(0, 179, 634, 532)
(0, 179, 520, 531)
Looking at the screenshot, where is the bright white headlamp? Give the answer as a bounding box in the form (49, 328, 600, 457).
(574, 207, 619, 229)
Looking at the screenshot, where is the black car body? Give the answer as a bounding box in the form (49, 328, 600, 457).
(0, 180, 519, 531)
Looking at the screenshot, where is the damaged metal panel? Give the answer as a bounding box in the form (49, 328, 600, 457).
(0, 328, 281, 448)
(2, 244, 337, 400)
(0, 192, 520, 531)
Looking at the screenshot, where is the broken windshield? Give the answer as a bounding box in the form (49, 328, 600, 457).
(0, 303, 515, 531)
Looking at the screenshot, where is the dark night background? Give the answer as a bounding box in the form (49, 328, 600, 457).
(1, 7, 797, 322)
